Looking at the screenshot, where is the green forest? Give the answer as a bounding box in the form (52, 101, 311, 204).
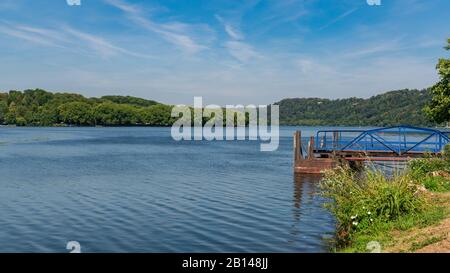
(277, 89, 437, 126)
(0, 88, 440, 127)
(0, 89, 175, 126)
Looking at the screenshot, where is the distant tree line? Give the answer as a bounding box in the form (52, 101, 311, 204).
(0, 87, 444, 127)
(0, 89, 175, 126)
(276, 89, 438, 127)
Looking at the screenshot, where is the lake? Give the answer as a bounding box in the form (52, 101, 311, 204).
(0, 127, 337, 253)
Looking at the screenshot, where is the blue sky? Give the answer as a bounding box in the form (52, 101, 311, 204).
(0, 0, 449, 105)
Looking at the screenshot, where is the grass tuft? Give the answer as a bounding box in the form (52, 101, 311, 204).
(320, 154, 450, 252)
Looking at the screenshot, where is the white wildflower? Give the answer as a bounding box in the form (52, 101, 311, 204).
(352, 221, 358, 226)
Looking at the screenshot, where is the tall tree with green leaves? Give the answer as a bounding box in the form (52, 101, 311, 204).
(424, 39, 450, 125)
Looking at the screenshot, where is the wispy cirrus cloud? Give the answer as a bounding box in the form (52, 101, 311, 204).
(262, 0, 309, 23)
(0, 23, 66, 48)
(0, 21, 149, 59)
(62, 26, 151, 58)
(215, 15, 244, 40)
(215, 15, 260, 63)
(225, 41, 261, 63)
(253, 0, 310, 36)
(341, 39, 404, 59)
(318, 7, 359, 30)
(104, 0, 207, 54)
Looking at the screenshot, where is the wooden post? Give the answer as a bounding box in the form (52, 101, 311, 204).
(308, 136, 315, 160)
(294, 131, 302, 163)
(298, 131, 303, 160)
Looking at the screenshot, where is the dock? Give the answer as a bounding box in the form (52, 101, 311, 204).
(294, 125, 450, 174)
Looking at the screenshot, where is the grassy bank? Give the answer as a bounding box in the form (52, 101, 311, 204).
(320, 154, 450, 253)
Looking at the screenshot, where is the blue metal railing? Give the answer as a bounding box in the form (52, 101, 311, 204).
(315, 125, 450, 155)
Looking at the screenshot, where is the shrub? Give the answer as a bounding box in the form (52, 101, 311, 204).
(422, 176, 450, 192)
(408, 158, 450, 179)
(443, 144, 450, 162)
(408, 157, 450, 192)
(320, 167, 426, 247)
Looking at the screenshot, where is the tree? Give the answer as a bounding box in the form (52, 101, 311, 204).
(424, 39, 450, 125)
(92, 102, 140, 126)
(139, 104, 174, 126)
(4, 102, 19, 124)
(101, 95, 158, 107)
(38, 104, 60, 126)
(0, 94, 7, 124)
(58, 102, 93, 125)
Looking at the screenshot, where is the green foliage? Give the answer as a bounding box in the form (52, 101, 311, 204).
(58, 102, 93, 126)
(0, 89, 174, 127)
(421, 176, 450, 192)
(0, 99, 7, 123)
(424, 39, 450, 124)
(93, 102, 141, 126)
(408, 157, 450, 192)
(139, 104, 177, 126)
(1, 86, 445, 127)
(101, 95, 158, 107)
(408, 158, 450, 178)
(320, 167, 426, 247)
(0, 89, 263, 127)
(338, 205, 446, 253)
(322, 155, 450, 252)
(277, 89, 435, 126)
(443, 143, 450, 161)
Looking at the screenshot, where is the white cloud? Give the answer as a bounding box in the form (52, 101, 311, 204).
(63, 26, 150, 58)
(225, 41, 261, 63)
(215, 15, 244, 40)
(215, 14, 261, 63)
(318, 7, 358, 30)
(286, 53, 436, 100)
(105, 0, 207, 54)
(341, 39, 404, 59)
(0, 21, 150, 59)
(0, 23, 65, 48)
(104, 0, 139, 13)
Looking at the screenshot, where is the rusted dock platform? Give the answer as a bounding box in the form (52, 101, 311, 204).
(294, 126, 450, 174)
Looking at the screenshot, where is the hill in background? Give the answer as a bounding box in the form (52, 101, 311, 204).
(0, 89, 173, 126)
(276, 89, 435, 127)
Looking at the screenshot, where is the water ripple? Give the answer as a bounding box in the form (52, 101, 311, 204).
(0, 127, 335, 252)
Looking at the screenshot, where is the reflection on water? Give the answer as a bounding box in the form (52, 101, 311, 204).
(0, 127, 336, 253)
(288, 174, 335, 250)
(292, 174, 322, 218)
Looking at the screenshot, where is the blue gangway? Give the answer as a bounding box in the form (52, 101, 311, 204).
(315, 125, 450, 155)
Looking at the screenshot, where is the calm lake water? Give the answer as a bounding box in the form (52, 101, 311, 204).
(0, 127, 337, 253)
